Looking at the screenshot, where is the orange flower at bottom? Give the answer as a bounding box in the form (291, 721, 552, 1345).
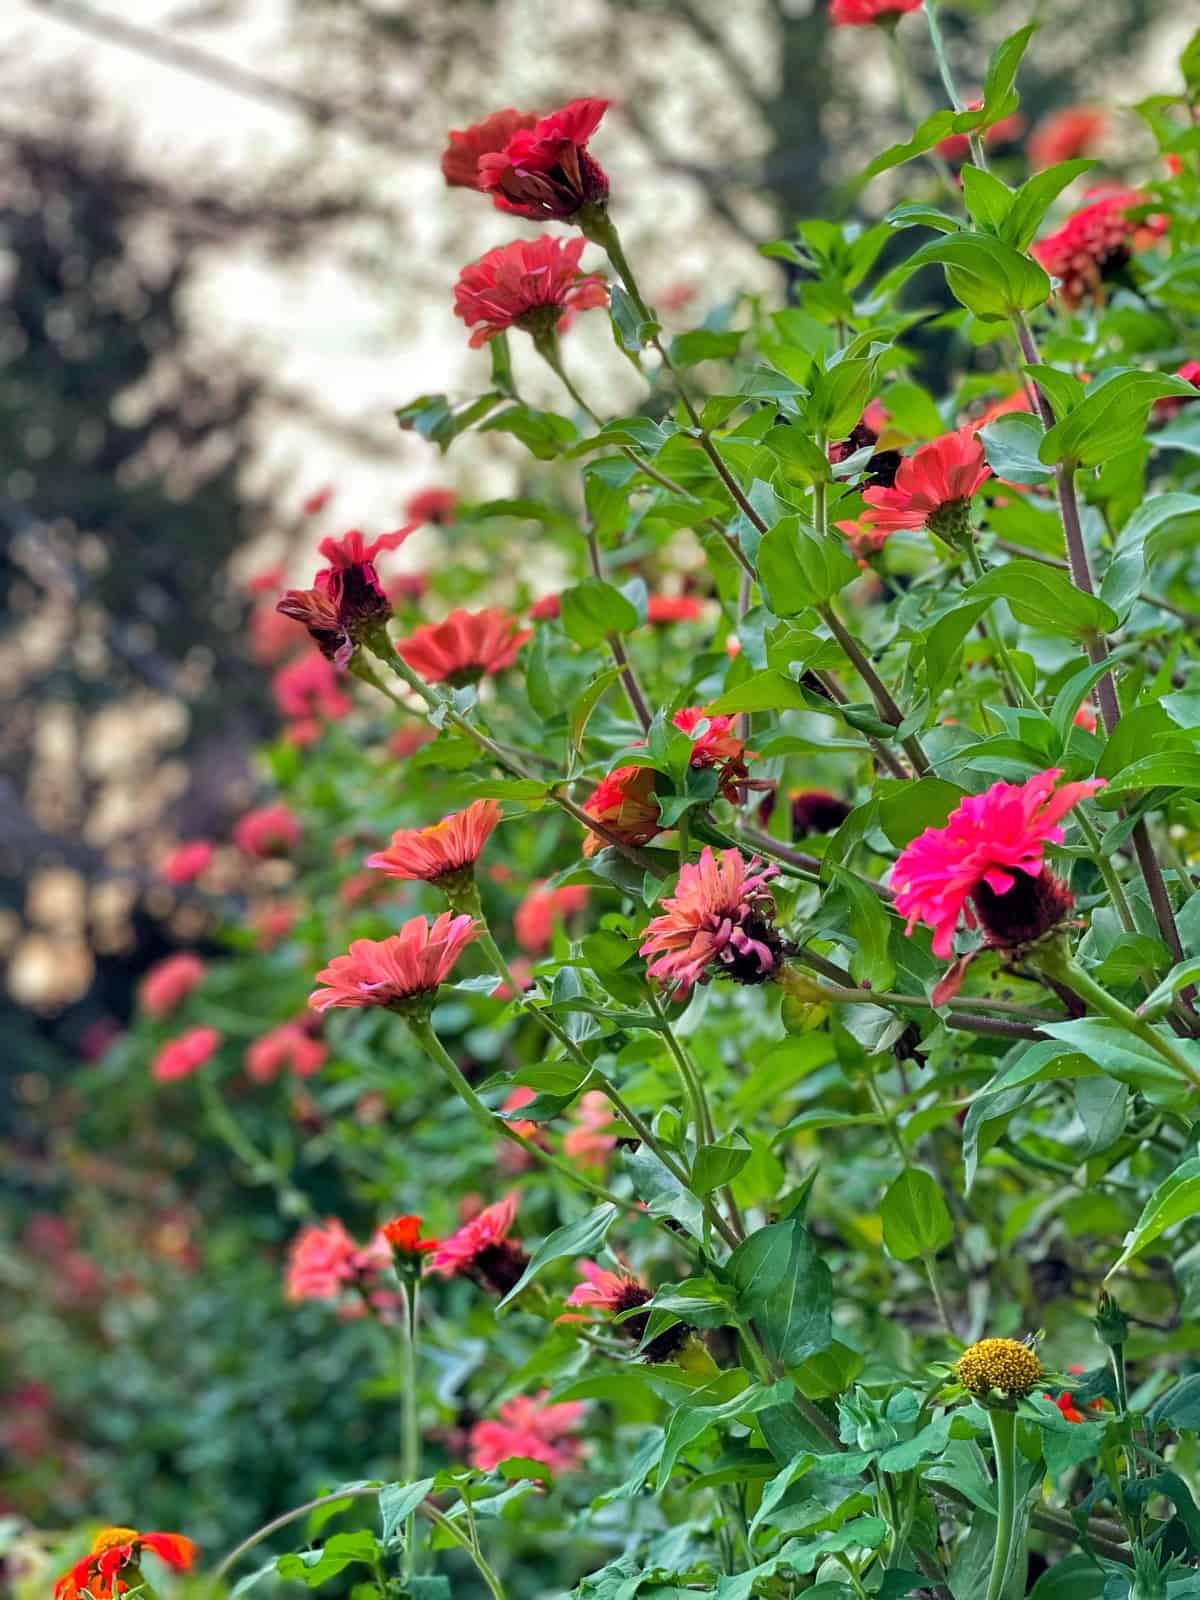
(56, 1527, 197, 1600)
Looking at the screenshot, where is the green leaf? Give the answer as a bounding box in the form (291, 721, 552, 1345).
(878, 777, 964, 848)
(276, 1532, 381, 1588)
(898, 232, 1051, 321)
(1101, 493, 1200, 622)
(706, 670, 815, 714)
(497, 1204, 619, 1308)
(1039, 370, 1200, 468)
(559, 578, 639, 648)
(379, 1479, 435, 1546)
(961, 558, 1117, 639)
(859, 109, 959, 184)
(808, 357, 876, 441)
(1096, 752, 1200, 802)
(757, 515, 858, 613)
(980, 23, 1038, 121)
(1138, 958, 1200, 1022)
(727, 1215, 833, 1365)
(609, 282, 659, 353)
(1108, 1157, 1200, 1276)
(656, 1375, 787, 1489)
(880, 1169, 954, 1262)
(1004, 160, 1096, 251)
(693, 1138, 752, 1196)
(979, 412, 1052, 485)
(478, 402, 578, 460)
(672, 329, 744, 366)
(1039, 1019, 1194, 1106)
(1148, 1374, 1200, 1432)
(395, 391, 503, 452)
(960, 166, 1014, 234)
(828, 863, 895, 992)
(570, 666, 621, 749)
(1024, 365, 1085, 422)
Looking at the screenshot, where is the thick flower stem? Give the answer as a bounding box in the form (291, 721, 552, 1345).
(401, 1281, 421, 1581)
(984, 1408, 1020, 1600)
(422, 1504, 508, 1600)
(582, 523, 654, 733)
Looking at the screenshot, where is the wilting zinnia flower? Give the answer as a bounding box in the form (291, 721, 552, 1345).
(581, 764, 661, 858)
(277, 528, 411, 668)
(891, 769, 1105, 962)
(396, 607, 532, 686)
(138, 952, 205, 1018)
(640, 847, 784, 995)
(441, 108, 538, 189)
(790, 789, 853, 838)
(152, 1026, 221, 1083)
(285, 1218, 389, 1302)
(365, 799, 502, 893)
(514, 881, 591, 954)
(564, 1258, 686, 1360)
(309, 913, 479, 1014)
(55, 1527, 197, 1600)
(477, 98, 610, 221)
(469, 1391, 586, 1476)
(245, 1021, 326, 1084)
(454, 235, 607, 348)
(858, 428, 991, 544)
(673, 706, 760, 805)
(1033, 187, 1167, 310)
(429, 1193, 528, 1294)
(234, 804, 302, 858)
(1028, 106, 1108, 170)
(160, 839, 214, 885)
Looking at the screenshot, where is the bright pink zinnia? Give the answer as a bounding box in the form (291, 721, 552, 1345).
(891, 769, 1106, 960)
(513, 881, 591, 955)
(234, 804, 302, 858)
(640, 847, 784, 995)
(477, 98, 610, 221)
(139, 952, 206, 1017)
(395, 608, 532, 685)
(454, 236, 607, 348)
(441, 108, 538, 189)
(365, 799, 502, 885)
(161, 840, 214, 885)
(246, 1022, 327, 1084)
(309, 913, 479, 1013)
(469, 1391, 586, 1476)
(829, 0, 921, 23)
(1033, 187, 1167, 310)
(273, 653, 354, 724)
(152, 1026, 221, 1083)
(859, 428, 991, 539)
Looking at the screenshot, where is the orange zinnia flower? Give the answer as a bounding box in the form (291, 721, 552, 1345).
(55, 1527, 197, 1600)
(365, 799, 502, 888)
(395, 608, 531, 686)
(381, 1214, 438, 1257)
(581, 765, 661, 857)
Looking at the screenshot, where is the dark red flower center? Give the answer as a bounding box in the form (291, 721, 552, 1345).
(971, 867, 1073, 949)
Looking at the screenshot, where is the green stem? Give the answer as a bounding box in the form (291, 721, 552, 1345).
(817, 603, 932, 777)
(211, 1487, 381, 1584)
(922, 0, 987, 169)
(197, 1073, 311, 1219)
(422, 1504, 508, 1600)
(534, 333, 604, 427)
(924, 1256, 957, 1341)
(402, 1280, 421, 1581)
(985, 1407, 1019, 1600)
(963, 541, 1035, 712)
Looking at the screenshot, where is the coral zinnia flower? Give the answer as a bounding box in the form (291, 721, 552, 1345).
(859, 428, 991, 542)
(454, 235, 607, 348)
(891, 769, 1105, 961)
(673, 706, 761, 805)
(152, 1026, 221, 1083)
(277, 528, 411, 667)
(581, 764, 661, 858)
(161, 840, 214, 885)
(429, 1193, 528, 1294)
(381, 1214, 438, 1258)
(285, 1218, 389, 1302)
(646, 594, 703, 624)
(273, 653, 354, 725)
(404, 486, 458, 526)
(830, 0, 921, 23)
(138, 952, 205, 1018)
(469, 1391, 586, 1476)
(395, 607, 532, 686)
(1033, 187, 1167, 310)
(245, 1021, 326, 1084)
(234, 804, 302, 858)
(477, 98, 610, 221)
(309, 913, 478, 1014)
(529, 592, 562, 620)
(55, 1527, 197, 1600)
(365, 799, 502, 889)
(513, 881, 591, 955)
(441, 107, 538, 189)
(640, 847, 784, 995)
(1029, 106, 1108, 170)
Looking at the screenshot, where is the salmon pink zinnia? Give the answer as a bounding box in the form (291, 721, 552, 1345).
(309, 913, 479, 1013)
(673, 706, 760, 805)
(859, 428, 991, 542)
(152, 1026, 221, 1083)
(469, 1391, 586, 1476)
(245, 1022, 327, 1084)
(233, 804, 302, 858)
(429, 1193, 528, 1294)
(55, 1528, 197, 1600)
(285, 1218, 389, 1302)
(477, 98, 610, 221)
(138, 952, 206, 1017)
(891, 769, 1106, 961)
(395, 607, 532, 686)
(640, 847, 784, 995)
(454, 236, 607, 348)
(365, 799, 502, 888)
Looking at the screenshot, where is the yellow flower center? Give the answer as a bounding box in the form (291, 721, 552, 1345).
(90, 1529, 140, 1555)
(955, 1337, 1043, 1398)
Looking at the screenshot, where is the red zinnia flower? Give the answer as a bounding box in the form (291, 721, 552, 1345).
(55, 1528, 197, 1600)
(234, 804, 302, 858)
(1153, 360, 1200, 423)
(309, 913, 479, 1013)
(138, 952, 205, 1018)
(829, 0, 921, 22)
(429, 1193, 528, 1294)
(673, 706, 760, 804)
(277, 528, 411, 668)
(477, 98, 610, 221)
(454, 235, 607, 348)
(1033, 187, 1167, 310)
(246, 1021, 326, 1084)
(640, 847, 784, 995)
(272, 652, 355, 726)
(529, 592, 563, 620)
(469, 1391, 586, 1476)
(513, 881, 591, 954)
(646, 594, 703, 624)
(441, 108, 538, 189)
(1029, 107, 1108, 171)
(152, 1026, 221, 1083)
(891, 769, 1105, 960)
(365, 799, 502, 886)
(161, 840, 214, 885)
(396, 608, 532, 685)
(381, 1214, 438, 1256)
(404, 487, 458, 526)
(859, 428, 991, 541)
(581, 764, 661, 858)
(285, 1218, 389, 1302)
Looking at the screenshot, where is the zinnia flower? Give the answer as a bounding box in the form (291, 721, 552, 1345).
(469, 1391, 586, 1476)
(405, 487, 458, 526)
(581, 764, 661, 858)
(789, 790, 853, 837)
(429, 1193, 528, 1294)
(453, 235, 607, 348)
(1153, 360, 1200, 423)
(285, 1218, 389, 1302)
(890, 769, 1105, 961)
(152, 1026, 221, 1083)
(477, 98, 610, 221)
(309, 913, 479, 1014)
(1073, 702, 1098, 734)
(138, 952, 205, 1017)
(161, 840, 214, 884)
(234, 804, 302, 858)
(563, 1258, 686, 1359)
(646, 594, 703, 624)
(381, 1214, 438, 1259)
(365, 799, 502, 892)
(640, 847, 785, 995)
(55, 1528, 196, 1600)
(441, 108, 537, 189)
(1028, 106, 1108, 170)
(1033, 187, 1167, 310)
(277, 528, 411, 667)
(858, 428, 991, 543)
(513, 881, 591, 954)
(529, 592, 562, 620)
(828, 408, 901, 489)
(673, 706, 761, 805)
(395, 607, 532, 686)
(245, 1022, 327, 1084)
(829, 0, 921, 22)
(273, 653, 354, 724)
(252, 901, 297, 950)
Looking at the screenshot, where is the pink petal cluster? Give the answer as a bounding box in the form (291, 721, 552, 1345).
(453, 236, 607, 347)
(640, 847, 781, 994)
(565, 1259, 643, 1311)
(562, 1091, 617, 1168)
(1033, 187, 1167, 310)
(233, 805, 302, 858)
(513, 881, 591, 955)
(395, 608, 532, 685)
(161, 840, 215, 885)
(469, 1391, 586, 1476)
(309, 913, 479, 1013)
(428, 1194, 519, 1278)
(285, 1218, 390, 1303)
(152, 1026, 222, 1083)
(139, 953, 206, 1018)
(830, 0, 921, 22)
(246, 1022, 327, 1084)
(476, 98, 610, 221)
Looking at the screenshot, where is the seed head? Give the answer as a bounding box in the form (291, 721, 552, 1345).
(955, 1337, 1043, 1400)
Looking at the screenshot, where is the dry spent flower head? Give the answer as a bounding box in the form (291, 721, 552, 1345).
(955, 1337, 1044, 1400)
(640, 846, 784, 995)
(476, 98, 610, 221)
(581, 764, 662, 857)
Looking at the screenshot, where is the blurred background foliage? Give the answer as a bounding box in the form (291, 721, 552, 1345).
(0, 0, 1192, 1583)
